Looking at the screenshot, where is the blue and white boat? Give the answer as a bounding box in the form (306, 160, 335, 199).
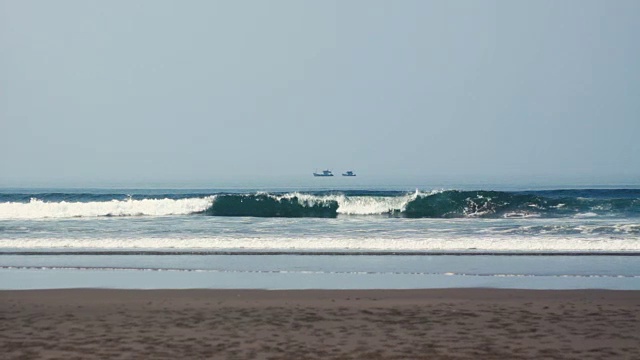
(313, 170, 334, 177)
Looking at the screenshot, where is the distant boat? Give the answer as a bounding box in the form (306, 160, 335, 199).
(342, 171, 356, 177)
(313, 169, 334, 177)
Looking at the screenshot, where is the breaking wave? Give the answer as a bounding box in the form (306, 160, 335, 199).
(1, 189, 639, 219)
(0, 197, 214, 219)
(203, 190, 640, 218)
(203, 191, 419, 217)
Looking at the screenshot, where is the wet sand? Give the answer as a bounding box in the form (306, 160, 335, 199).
(1, 289, 639, 359)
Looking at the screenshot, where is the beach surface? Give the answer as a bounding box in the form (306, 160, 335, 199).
(1, 289, 639, 359)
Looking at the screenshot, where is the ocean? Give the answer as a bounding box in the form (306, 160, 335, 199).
(1, 183, 639, 290)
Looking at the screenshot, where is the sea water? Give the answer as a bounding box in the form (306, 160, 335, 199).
(1, 183, 639, 289)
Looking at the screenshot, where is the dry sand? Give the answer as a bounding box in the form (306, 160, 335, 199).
(1, 288, 639, 359)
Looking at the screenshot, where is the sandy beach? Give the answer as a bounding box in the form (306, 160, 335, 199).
(1, 289, 639, 359)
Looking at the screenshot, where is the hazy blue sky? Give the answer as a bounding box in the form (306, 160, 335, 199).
(1, 1, 639, 187)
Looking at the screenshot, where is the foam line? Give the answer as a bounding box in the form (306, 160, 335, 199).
(0, 197, 215, 219)
(1, 251, 639, 256)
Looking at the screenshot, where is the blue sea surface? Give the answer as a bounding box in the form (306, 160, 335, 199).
(1, 182, 639, 289)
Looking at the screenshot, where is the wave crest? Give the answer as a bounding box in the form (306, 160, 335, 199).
(0, 197, 214, 219)
(204, 193, 338, 217)
(1, 189, 638, 219)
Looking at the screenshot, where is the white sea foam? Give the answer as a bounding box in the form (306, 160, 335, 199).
(274, 190, 431, 215)
(2, 235, 638, 252)
(0, 197, 215, 219)
(574, 212, 599, 218)
(503, 212, 541, 218)
(614, 224, 640, 233)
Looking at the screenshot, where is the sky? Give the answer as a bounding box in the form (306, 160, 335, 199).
(1, 0, 639, 187)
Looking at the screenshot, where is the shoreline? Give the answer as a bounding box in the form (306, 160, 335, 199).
(3, 250, 640, 256)
(2, 288, 639, 359)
